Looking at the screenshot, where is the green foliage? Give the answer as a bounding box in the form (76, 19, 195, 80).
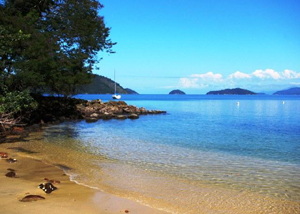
(0, 88, 37, 114)
(0, 0, 115, 97)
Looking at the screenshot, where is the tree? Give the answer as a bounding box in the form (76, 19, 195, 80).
(0, 0, 115, 96)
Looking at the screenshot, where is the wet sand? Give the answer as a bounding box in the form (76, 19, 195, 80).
(1, 141, 300, 214)
(0, 147, 167, 214)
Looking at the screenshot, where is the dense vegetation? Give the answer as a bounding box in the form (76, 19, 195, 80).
(0, 0, 115, 131)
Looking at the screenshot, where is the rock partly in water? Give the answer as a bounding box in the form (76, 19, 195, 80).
(128, 114, 139, 119)
(76, 100, 166, 122)
(85, 117, 98, 123)
(115, 115, 127, 120)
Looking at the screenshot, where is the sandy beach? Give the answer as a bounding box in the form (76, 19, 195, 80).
(0, 146, 167, 214)
(1, 134, 300, 214)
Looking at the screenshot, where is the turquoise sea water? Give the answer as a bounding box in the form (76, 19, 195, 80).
(19, 95, 300, 212)
(73, 94, 300, 164)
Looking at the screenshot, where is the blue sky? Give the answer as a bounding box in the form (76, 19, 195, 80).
(96, 0, 300, 94)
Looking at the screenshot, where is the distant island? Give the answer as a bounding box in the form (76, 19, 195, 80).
(169, 89, 186, 95)
(207, 88, 256, 95)
(76, 74, 137, 94)
(273, 87, 300, 95)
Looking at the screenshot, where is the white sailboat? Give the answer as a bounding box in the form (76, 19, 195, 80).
(112, 70, 121, 99)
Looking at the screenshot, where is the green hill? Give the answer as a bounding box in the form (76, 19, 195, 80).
(76, 74, 136, 94)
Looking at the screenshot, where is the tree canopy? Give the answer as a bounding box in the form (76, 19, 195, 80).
(0, 0, 115, 96)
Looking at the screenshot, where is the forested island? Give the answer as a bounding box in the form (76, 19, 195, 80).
(169, 89, 186, 95)
(207, 88, 257, 95)
(273, 87, 300, 95)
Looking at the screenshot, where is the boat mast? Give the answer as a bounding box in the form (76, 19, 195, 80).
(114, 70, 116, 94)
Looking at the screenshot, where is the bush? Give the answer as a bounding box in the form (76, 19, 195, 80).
(0, 89, 37, 115)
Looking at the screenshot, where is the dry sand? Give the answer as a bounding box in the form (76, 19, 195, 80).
(0, 147, 167, 214)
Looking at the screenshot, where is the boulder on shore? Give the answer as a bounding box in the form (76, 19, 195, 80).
(76, 100, 165, 122)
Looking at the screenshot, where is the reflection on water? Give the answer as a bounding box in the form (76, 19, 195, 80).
(7, 95, 300, 213)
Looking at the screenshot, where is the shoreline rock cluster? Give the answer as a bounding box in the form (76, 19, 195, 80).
(77, 99, 166, 122)
(1, 96, 166, 142)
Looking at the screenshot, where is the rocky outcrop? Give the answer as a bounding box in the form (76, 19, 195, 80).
(1, 96, 167, 142)
(76, 99, 166, 123)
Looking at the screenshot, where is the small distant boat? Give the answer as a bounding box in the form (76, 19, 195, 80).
(112, 70, 121, 100)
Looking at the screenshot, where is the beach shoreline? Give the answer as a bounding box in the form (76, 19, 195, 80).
(1, 131, 300, 214)
(0, 145, 167, 214)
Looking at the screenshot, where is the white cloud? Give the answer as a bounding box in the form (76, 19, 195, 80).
(252, 69, 281, 79)
(179, 78, 199, 88)
(190, 72, 223, 81)
(282, 69, 300, 79)
(229, 71, 251, 79)
(175, 69, 300, 90)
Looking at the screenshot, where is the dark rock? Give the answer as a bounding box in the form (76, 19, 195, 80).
(39, 182, 57, 194)
(128, 114, 139, 119)
(91, 99, 103, 104)
(5, 171, 16, 178)
(90, 113, 99, 118)
(20, 195, 45, 202)
(115, 115, 127, 120)
(85, 118, 98, 123)
(101, 113, 114, 120)
(6, 158, 17, 163)
(0, 152, 8, 158)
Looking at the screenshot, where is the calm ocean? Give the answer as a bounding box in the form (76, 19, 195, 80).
(19, 95, 300, 213)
